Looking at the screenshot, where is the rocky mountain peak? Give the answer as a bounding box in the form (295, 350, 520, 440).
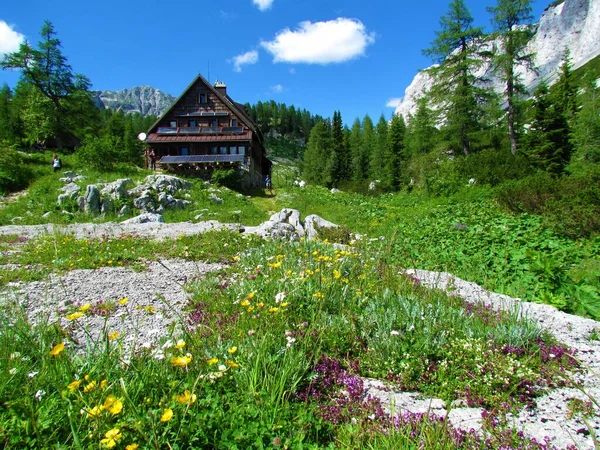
(92, 86, 175, 117)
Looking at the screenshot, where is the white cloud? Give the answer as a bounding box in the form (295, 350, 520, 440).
(261, 18, 375, 65)
(386, 98, 403, 108)
(253, 0, 274, 11)
(231, 50, 259, 72)
(271, 84, 283, 93)
(0, 21, 24, 55)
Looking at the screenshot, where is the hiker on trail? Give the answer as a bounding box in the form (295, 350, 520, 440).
(265, 175, 272, 193)
(52, 154, 62, 172)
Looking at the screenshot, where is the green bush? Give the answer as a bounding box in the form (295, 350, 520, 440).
(0, 148, 32, 194)
(210, 168, 241, 190)
(496, 171, 600, 238)
(495, 172, 556, 214)
(455, 148, 533, 187)
(76, 135, 121, 170)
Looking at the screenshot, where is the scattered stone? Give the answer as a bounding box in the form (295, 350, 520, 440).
(209, 194, 223, 204)
(330, 188, 340, 194)
(101, 178, 132, 200)
(121, 213, 164, 224)
(304, 214, 338, 241)
(41, 212, 51, 219)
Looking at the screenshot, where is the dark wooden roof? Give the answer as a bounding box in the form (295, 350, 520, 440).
(146, 131, 252, 143)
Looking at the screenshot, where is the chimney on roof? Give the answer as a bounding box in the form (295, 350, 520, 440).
(214, 79, 227, 96)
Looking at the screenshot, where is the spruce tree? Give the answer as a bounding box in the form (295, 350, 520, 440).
(371, 115, 389, 180)
(551, 50, 579, 125)
(328, 111, 348, 186)
(524, 83, 572, 175)
(488, 0, 535, 155)
(384, 114, 407, 190)
(569, 72, 600, 173)
(406, 96, 438, 156)
(361, 115, 375, 180)
(303, 120, 331, 184)
(423, 0, 488, 155)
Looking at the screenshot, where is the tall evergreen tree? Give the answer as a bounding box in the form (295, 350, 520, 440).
(328, 111, 348, 186)
(406, 96, 438, 156)
(569, 72, 600, 173)
(423, 0, 488, 155)
(384, 114, 407, 190)
(524, 83, 572, 174)
(0, 84, 21, 145)
(371, 115, 389, 179)
(303, 120, 331, 184)
(551, 50, 579, 125)
(361, 115, 375, 180)
(349, 118, 363, 181)
(488, 0, 535, 155)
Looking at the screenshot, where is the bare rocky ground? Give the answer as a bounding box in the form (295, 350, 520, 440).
(1, 221, 599, 449)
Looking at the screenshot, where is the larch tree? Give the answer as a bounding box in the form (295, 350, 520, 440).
(423, 0, 489, 155)
(0, 20, 96, 146)
(370, 114, 389, 180)
(488, 0, 535, 155)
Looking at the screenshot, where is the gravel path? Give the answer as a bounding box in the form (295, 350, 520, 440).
(2, 259, 224, 360)
(1, 222, 599, 448)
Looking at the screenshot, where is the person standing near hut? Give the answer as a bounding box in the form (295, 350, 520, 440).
(52, 154, 62, 172)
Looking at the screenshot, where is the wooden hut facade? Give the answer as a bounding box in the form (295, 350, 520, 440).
(145, 75, 271, 187)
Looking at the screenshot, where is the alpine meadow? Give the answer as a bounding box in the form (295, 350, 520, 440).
(1, 0, 600, 449)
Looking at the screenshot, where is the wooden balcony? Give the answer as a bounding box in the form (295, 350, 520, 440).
(157, 126, 245, 136)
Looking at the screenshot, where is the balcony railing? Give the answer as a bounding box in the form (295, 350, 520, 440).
(156, 126, 244, 136)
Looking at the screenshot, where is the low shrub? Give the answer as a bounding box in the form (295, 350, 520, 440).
(0, 148, 32, 194)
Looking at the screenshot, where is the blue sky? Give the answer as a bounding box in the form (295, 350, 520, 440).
(1, 0, 549, 123)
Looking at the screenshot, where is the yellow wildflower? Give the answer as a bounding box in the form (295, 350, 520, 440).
(174, 339, 186, 349)
(118, 297, 129, 305)
(176, 390, 197, 405)
(240, 299, 250, 307)
(268, 261, 282, 269)
(313, 292, 324, 299)
(333, 269, 341, 280)
(100, 428, 122, 448)
(49, 342, 65, 356)
(281, 302, 289, 308)
(79, 303, 91, 312)
(227, 346, 237, 354)
(246, 292, 255, 300)
(232, 255, 240, 262)
(160, 408, 173, 422)
(103, 396, 123, 415)
(171, 354, 192, 368)
(100, 379, 108, 389)
(126, 444, 139, 450)
(226, 359, 239, 368)
(83, 380, 97, 393)
(66, 312, 84, 321)
(257, 302, 265, 309)
(87, 405, 102, 418)
(269, 307, 280, 313)
(207, 357, 218, 365)
(108, 331, 119, 340)
(67, 380, 82, 391)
